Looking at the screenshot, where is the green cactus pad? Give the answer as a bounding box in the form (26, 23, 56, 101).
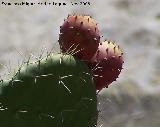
(0, 54, 97, 127)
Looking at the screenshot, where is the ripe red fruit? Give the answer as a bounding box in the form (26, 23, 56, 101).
(88, 40, 124, 90)
(59, 14, 100, 61)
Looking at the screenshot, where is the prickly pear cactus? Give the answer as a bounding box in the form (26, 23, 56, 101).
(59, 14, 100, 61)
(0, 54, 97, 127)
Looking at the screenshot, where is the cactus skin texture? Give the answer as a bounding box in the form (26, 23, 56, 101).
(59, 14, 100, 61)
(0, 54, 97, 127)
(88, 41, 124, 90)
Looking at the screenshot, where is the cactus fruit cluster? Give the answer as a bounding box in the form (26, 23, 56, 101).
(59, 14, 124, 91)
(0, 14, 124, 127)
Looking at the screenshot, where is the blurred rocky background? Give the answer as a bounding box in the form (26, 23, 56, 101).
(0, 0, 160, 127)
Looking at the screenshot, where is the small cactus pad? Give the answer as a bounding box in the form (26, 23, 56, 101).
(88, 41, 124, 90)
(59, 14, 100, 61)
(0, 54, 97, 127)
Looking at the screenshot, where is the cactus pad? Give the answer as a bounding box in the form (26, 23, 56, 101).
(0, 54, 97, 127)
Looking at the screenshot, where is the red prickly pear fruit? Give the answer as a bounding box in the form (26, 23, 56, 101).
(88, 40, 124, 90)
(59, 14, 100, 61)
